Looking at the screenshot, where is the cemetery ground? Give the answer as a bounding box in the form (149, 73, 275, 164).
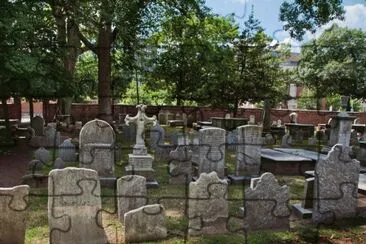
(1, 126, 366, 244)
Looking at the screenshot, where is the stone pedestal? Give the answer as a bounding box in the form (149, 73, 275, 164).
(126, 154, 158, 188)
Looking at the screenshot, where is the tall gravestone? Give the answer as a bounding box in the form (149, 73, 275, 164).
(48, 167, 107, 244)
(117, 175, 147, 221)
(169, 145, 192, 184)
(313, 144, 360, 223)
(243, 172, 290, 231)
(31, 116, 44, 136)
(235, 125, 263, 176)
(79, 119, 115, 177)
(149, 123, 165, 149)
(0, 185, 29, 244)
(198, 128, 226, 178)
(188, 172, 228, 236)
(125, 104, 159, 188)
(328, 112, 355, 147)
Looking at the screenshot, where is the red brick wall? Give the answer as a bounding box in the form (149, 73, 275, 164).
(0, 103, 21, 120)
(40, 103, 366, 125)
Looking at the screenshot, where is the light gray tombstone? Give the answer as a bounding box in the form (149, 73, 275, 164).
(150, 123, 165, 149)
(235, 125, 263, 176)
(243, 172, 290, 231)
(176, 112, 182, 120)
(117, 175, 147, 221)
(124, 204, 167, 243)
(169, 146, 193, 184)
(280, 134, 292, 148)
(48, 167, 107, 244)
(59, 139, 77, 162)
(264, 133, 275, 145)
(188, 172, 228, 236)
(313, 144, 360, 223)
(31, 116, 44, 136)
(74, 121, 83, 130)
(328, 112, 355, 147)
(79, 119, 115, 177)
(248, 115, 256, 125)
(44, 126, 60, 147)
(0, 185, 30, 244)
(54, 157, 65, 169)
(35, 147, 50, 164)
(198, 128, 226, 178)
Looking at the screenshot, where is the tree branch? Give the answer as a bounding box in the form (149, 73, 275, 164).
(74, 22, 97, 53)
(111, 27, 118, 44)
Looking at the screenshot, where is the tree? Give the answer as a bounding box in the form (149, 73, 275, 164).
(298, 25, 366, 101)
(280, 0, 346, 40)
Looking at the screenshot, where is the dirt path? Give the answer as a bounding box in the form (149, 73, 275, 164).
(0, 139, 33, 187)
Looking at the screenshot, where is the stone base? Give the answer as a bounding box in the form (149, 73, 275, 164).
(128, 154, 154, 168)
(228, 175, 253, 185)
(125, 167, 156, 181)
(292, 203, 312, 219)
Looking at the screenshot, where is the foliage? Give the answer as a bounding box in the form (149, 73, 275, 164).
(280, 0, 346, 40)
(298, 24, 366, 100)
(297, 87, 319, 110)
(121, 80, 170, 105)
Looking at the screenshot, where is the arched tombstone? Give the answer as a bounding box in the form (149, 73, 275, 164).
(79, 119, 115, 177)
(31, 116, 45, 136)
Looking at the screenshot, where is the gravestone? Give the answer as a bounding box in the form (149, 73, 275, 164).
(169, 146, 193, 184)
(117, 175, 147, 221)
(264, 133, 275, 145)
(198, 128, 226, 178)
(28, 159, 44, 171)
(44, 125, 60, 147)
(124, 204, 167, 243)
(280, 134, 292, 148)
(121, 123, 137, 144)
(149, 123, 165, 149)
(59, 139, 77, 162)
(155, 144, 176, 161)
(313, 144, 360, 223)
(54, 157, 65, 169)
(31, 116, 44, 136)
(243, 172, 290, 231)
(158, 110, 166, 125)
(79, 119, 115, 177)
(188, 172, 228, 236)
(292, 177, 314, 219)
(48, 167, 107, 244)
(35, 147, 50, 164)
(226, 130, 238, 151)
(248, 115, 256, 125)
(235, 125, 263, 177)
(328, 112, 355, 147)
(0, 185, 30, 244)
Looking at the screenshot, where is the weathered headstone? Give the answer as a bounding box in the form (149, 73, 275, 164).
(188, 172, 228, 236)
(0, 185, 30, 244)
(117, 175, 147, 221)
(169, 146, 193, 184)
(35, 147, 50, 164)
(235, 125, 263, 176)
(54, 157, 65, 169)
(28, 159, 44, 171)
(248, 115, 256, 125)
(328, 112, 355, 147)
(243, 172, 290, 231)
(31, 116, 44, 136)
(313, 144, 360, 223)
(48, 167, 107, 244)
(292, 177, 314, 219)
(198, 128, 226, 178)
(44, 125, 60, 147)
(124, 204, 167, 243)
(280, 134, 292, 148)
(121, 123, 137, 144)
(264, 133, 275, 145)
(59, 139, 77, 162)
(79, 119, 115, 177)
(149, 123, 165, 149)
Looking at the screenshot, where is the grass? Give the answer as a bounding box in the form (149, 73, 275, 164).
(23, 127, 366, 243)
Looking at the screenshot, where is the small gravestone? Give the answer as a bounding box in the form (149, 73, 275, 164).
(280, 134, 292, 148)
(124, 204, 167, 243)
(158, 110, 166, 125)
(59, 139, 77, 162)
(198, 128, 226, 178)
(28, 159, 44, 171)
(169, 146, 192, 184)
(48, 167, 107, 244)
(31, 116, 44, 136)
(0, 185, 30, 244)
(117, 175, 147, 221)
(188, 172, 228, 236)
(243, 172, 290, 231)
(44, 125, 60, 147)
(313, 144, 360, 223)
(248, 115, 256, 125)
(264, 133, 275, 145)
(75, 121, 83, 130)
(150, 123, 165, 149)
(292, 177, 314, 219)
(79, 119, 115, 177)
(235, 125, 263, 177)
(54, 157, 65, 169)
(35, 147, 49, 164)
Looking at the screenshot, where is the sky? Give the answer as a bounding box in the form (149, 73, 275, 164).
(205, 0, 366, 51)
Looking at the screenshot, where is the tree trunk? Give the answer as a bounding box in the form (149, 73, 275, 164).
(263, 99, 272, 133)
(29, 98, 34, 122)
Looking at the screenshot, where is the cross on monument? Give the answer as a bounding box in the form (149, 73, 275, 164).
(125, 104, 157, 155)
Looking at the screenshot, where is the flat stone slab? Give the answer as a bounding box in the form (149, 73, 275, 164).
(292, 203, 312, 219)
(273, 148, 327, 162)
(261, 149, 313, 162)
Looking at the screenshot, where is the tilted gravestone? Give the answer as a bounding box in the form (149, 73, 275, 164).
(124, 204, 167, 243)
(169, 146, 193, 184)
(0, 185, 30, 244)
(235, 125, 263, 177)
(31, 116, 44, 136)
(188, 172, 228, 236)
(149, 123, 165, 149)
(79, 119, 115, 177)
(59, 139, 77, 162)
(117, 175, 147, 221)
(313, 144, 360, 223)
(243, 172, 290, 231)
(48, 167, 107, 244)
(198, 128, 226, 178)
